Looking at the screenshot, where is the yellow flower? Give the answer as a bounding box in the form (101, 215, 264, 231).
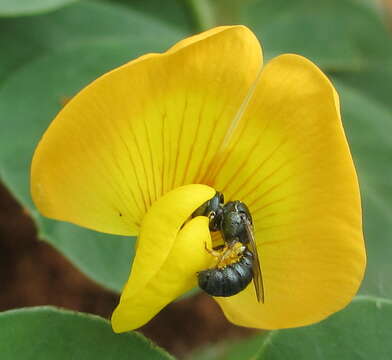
(31, 26, 366, 333)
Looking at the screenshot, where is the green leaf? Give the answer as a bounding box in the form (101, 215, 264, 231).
(240, 0, 392, 71)
(0, 306, 174, 360)
(333, 66, 392, 108)
(332, 76, 392, 299)
(187, 333, 267, 360)
(37, 217, 135, 292)
(105, 0, 193, 32)
(0, 1, 186, 82)
(257, 297, 392, 359)
(191, 297, 392, 359)
(0, 0, 77, 17)
(0, 2, 187, 292)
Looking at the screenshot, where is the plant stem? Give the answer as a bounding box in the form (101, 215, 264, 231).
(184, 0, 216, 32)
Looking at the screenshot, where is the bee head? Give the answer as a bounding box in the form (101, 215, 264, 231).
(192, 191, 224, 231)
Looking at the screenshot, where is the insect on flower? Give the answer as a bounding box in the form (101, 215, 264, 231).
(193, 192, 264, 303)
(31, 25, 366, 333)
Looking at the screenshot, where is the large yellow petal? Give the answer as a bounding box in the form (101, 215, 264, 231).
(111, 184, 214, 332)
(212, 55, 365, 328)
(31, 26, 262, 235)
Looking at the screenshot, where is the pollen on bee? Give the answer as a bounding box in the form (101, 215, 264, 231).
(216, 242, 245, 269)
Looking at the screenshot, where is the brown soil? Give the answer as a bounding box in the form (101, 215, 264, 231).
(0, 182, 255, 358)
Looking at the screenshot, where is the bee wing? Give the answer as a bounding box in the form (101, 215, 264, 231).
(244, 221, 265, 303)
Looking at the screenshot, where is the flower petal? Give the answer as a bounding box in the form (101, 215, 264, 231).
(31, 25, 262, 235)
(111, 184, 213, 332)
(212, 55, 365, 328)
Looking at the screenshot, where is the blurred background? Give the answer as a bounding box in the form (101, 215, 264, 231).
(0, 0, 391, 358)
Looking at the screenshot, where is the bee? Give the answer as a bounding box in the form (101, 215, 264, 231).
(193, 192, 264, 303)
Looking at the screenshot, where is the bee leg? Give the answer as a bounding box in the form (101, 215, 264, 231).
(216, 240, 246, 267)
(204, 243, 233, 268)
(204, 242, 221, 258)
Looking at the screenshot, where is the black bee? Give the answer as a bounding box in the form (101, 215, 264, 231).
(192, 192, 264, 303)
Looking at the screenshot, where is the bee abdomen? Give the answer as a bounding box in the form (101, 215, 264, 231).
(198, 249, 254, 297)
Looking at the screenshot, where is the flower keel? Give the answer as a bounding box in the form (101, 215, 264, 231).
(112, 184, 214, 332)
